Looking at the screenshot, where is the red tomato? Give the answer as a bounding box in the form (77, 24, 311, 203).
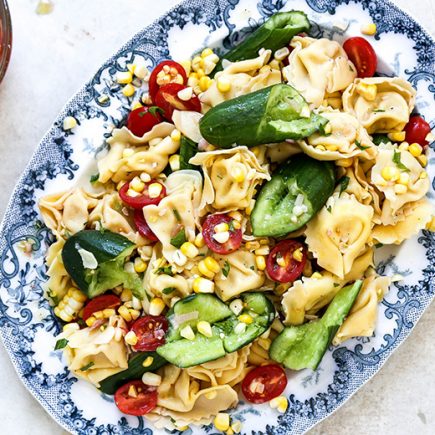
(131, 315, 169, 351)
(404, 115, 432, 148)
(126, 106, 163, 137)
(114, 380, 157, 416)
(202, 213, 243, 255)
(154, 83, 201, 120)
(242, 364, 287, 404)
(148, 60, 187, 102)
(82, 294, 121, 320)
(266, 240, 307, 283)
(343, 37, 377, 78)
(134, 210, 158, 242)
(119, 179, 166, 209)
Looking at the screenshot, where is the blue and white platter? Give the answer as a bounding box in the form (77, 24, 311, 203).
(0, 0, 434, 434)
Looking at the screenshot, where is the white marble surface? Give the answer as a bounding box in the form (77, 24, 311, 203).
(0, 0, 434, 434)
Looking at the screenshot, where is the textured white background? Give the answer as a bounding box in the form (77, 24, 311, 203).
(0, 0, 434, 434)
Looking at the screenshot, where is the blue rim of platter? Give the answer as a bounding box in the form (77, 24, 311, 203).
(0, 1, 434, 434)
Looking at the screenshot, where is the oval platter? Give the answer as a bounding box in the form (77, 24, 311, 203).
(0, 0, 434, 434)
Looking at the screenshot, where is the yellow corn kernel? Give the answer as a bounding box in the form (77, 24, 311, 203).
(130, 309, 141, 321)
(417, 154, 428, 167)
(409, 142, 423, 157)
(398, 172, 410, 185)
(214, 222, 229, 233)
(255, 246, 270, 256)
(270, 396, 288, 413)
(232, 220, 241, 230)
(149, 298, 165, 316)
(142, 372, 162, 386)
(54, 288, 87, 322)
(226, 429, 234, 435)
(122, 84, 136, 97)
(85, 316, 96, 327)
(63, 116, 77, 131)
(231, 421, 242, 434)
(388, 131, 406, 142)
(180, 325, 195, 340)
(197, 320, 213, 338)
(142, 356, 154, 367)
(239, 314, 254, 325)
(419, 171, 427, 179)
(180, 242, 199, 259)
(201, 48, 214, 58)
(170, 129, 181, 142)
(204, 256, 220, 273)
(148, 182, 163, 198)
(217, 76, 231, 93)
(134, 257, 147, 273)
(426, 216, 435, 232)
(118, 305, 132, 322)
(103, 308, 116, 318)
(199, 76, 212, 92)
(361, 23, 377, 36)
(125, 331, 138, 346)
(245, 241, 261, 251)
(194, 232, 205, 248)
(193, 277, 215, 294)
(120, 288, 132, 302)
(356, 82, 377, 101)
(93, 310, 104, 319)
(192, 56, 204, 70)
(128, 384, 138, 398)
(131, 101, 143, 111)
(198, 260, 214, 279)
(175, 425, 190, 432)
(228, 211, 243, 222)
(179, 60, 192, 76)
(140, 172, 151, 183)
(394, 184, 407, 194)
(229, 299, 244, 315)
(255, 255, 266, 271)
(117, 71, 133, 84)
(276, 256, 286, 267)
(230, 165, 246, 183)
(381, 166, 399, 181)
(398, 141, 409, 151)
(274, 46, 290, 61)
(311, 272, 323, 279)
(130, 176, 145, 192)
(292, 247, 303, 262)
(325, 144, 339, 152)
(189, 72, 199, 80)
(214, 413, 230, 432)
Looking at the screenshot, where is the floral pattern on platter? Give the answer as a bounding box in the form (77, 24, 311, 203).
(0, 1, 434, 434)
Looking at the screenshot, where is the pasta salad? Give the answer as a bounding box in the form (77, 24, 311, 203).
(40, 11, 434, 433)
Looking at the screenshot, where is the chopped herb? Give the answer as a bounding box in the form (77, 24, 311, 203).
(47, 289, 59, 306)
(338, 176, 350, 194)
(90, 173, 99, 183)
(170, 228, 187, 248)
(250, 265, 255, 270)
(155, 266, 174, 276)
(216, 174, 223, 180)
(393, 150, 410, 172)
(162, 287, 175, 295)
(54, 338, 68, 350)
(197, 253, 205, 257)
(228, 220, 235, 232)
(147, 106, 164, 117)
(333, 283, 340, 288)
(372, 134, 390, 145)
(355, 139, 370, 150)
(373, 109, 386, 113)
(79, 361, 95, 372)
(326, 205, 332, 213)
(222, 261, 231, 277)
(375, 242, 384, 248)
(172, 208, 181, 222)
(349, 64, 355, 72)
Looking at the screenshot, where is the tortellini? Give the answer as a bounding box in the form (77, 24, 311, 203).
(283, 36, 357, 107)
(97, 122, 178, 183)
(213, 250, 265, 301)
(45, 238, 71, 301)
(200, 49, 281, 109)
(305, 193, 374, 278)
(333, 274, 391, 345)
(300, 109, 377, 161)
(342, 77, 416, 133)
(189, 146, 270, 213)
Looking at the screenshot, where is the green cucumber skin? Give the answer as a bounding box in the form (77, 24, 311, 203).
(251, 155, 335, 237)
(270, 281, 363, 371)
(99, 352, 166, 395)
(212, 11, 310, 75)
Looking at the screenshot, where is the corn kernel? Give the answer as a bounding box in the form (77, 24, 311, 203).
(179, 60, 192, 76)
(131, 101, 143, 111)
(239, 314, 254, 325)
(214, 413, 230, 432)
(199, 76, 212, 92)
(398, 142, 409, 151)
(175, 425, 190, 432)
(201, 48, 214, 58)
(217, 76, 231, 93)
(85, 316, 96, 327)
(230, 165, 246, 183)
(125, 331, 138, 346)
(311, 272, 323, 279)
(274, 47, 290, 61)
(128, 384, 138, 398)
(192, 56, 204, 69)
(149, 298, 165, 316)
(361, 23, 377, 36)
(419, 171, 427, 179)
(226, 429, 234, 435)
(134, 62, 149, 80)
(270, 396, 288, 413)
(214, 222, 229, 233)
(103, 308, 116, 318)
(148, 182, 163, 198)
(134, 257, 147, 273)
(180, 325, 195, 340)
(232, 220, 241, 230)
(229, 299, 244, 315)
(122, 84, 136, 97)
(142, 372, 162, 386)
(177, 86, 194, 101)
(117, 71, 133, 84)
(130, 176, 145, 192)
(381, 166, 399, 181)
(194, 232, 205, 248)
(130, 309, 141, 321)
(204, 257, 220, 273)
(293, 247, 303, 262)
(120, 288, 132, 302)
(180, 242, 199, 259)
(256, 255, 266, 271)
(398, 172, 410, 185)
(63, 116, 77, 131)
(245, 241, 261, 251)
(417, 154, 428, 167)
(388, 131, 406, 142)
(231, 421, 242, 433)
(213, 231, 230, 244)
(141, 356, 154, 368)
(193, 277, 215, 294)
(276, 256, 286, 267)
(197, 321, 213, 338)
(234, 322, 247, 334)
(409, 143, 423, 157)
(356, 82, 377, 101)
(255, 246, 270, 256)
(118, 305, 132, 322)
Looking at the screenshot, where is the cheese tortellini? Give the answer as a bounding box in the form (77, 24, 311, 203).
(283, 36, 357, 107)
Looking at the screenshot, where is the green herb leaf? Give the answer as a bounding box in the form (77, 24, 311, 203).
(250, 265, 255, 270)
(338, 176, 350, 194)
(54, 338, 68, 350)
(373, 109, 386, 113)
(372, 134, 390, 146)
(162, 287, 175, 295)
(172, 208, 181, 222)
(47, 289, 59, 306)
(222, 261, 231, 277)
(90, 173, 99, 183)
(170, 228, 187, 248)
(147, 106, 165, 117)
(355, 140, 370, 150)
(375, 242, 384, 248)
(393, 150, 410, 172)
(333, 283, 340, 288)
(79, 361, 95, 372)
(155, 266, 174, 276)
(326, 205, 332, 213)
(228, 220, 235, 232)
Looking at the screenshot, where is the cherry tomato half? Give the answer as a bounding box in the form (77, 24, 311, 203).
(343, 37, 377, 78)
(131, 315, 169, 352)
(114, 380, 158, 416)
(404, 115, 432, 148)
(202, 213, 243, 255)
(154, 83, 201, 121)
(148, 60, 187, 102)
(119, 179, 166, 209)
(266, 240, 307, 283)
(82, 294, 121, 321)
(242, 364, 287, 404)
(134, 210, 158, 242)
(127, 106, 163, 137)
